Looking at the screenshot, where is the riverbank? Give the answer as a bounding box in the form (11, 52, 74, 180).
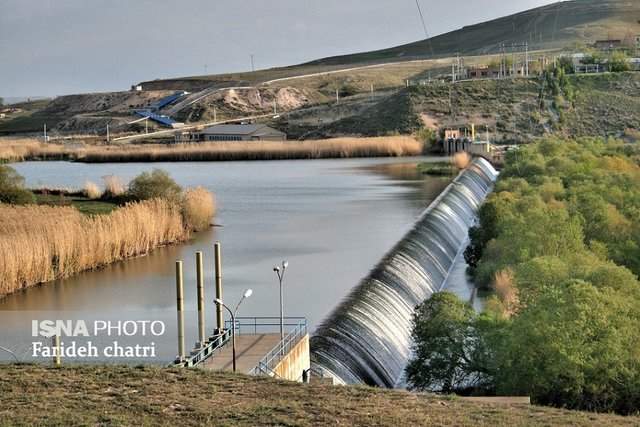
(0, 364, 635, 426)
(0, 192, 215, 298)
(0, 136, 423, 163)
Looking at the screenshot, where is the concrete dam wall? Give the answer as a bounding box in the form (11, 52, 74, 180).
(310, 157, 498, 387)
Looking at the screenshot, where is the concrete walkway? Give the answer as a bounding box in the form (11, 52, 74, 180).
(203, 334, 281, 374)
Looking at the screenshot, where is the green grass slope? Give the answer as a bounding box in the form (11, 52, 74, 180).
(306, 0, 640, 66)
(0, 365, 638, 426)
(290, 72, 640, 142)
(139, 1, 639, 94)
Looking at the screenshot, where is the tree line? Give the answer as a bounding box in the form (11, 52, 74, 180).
(407, 138, 640, 414)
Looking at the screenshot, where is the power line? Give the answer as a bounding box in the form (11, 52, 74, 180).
(415, 0, 430, 39)
(414, 0, 435, 57)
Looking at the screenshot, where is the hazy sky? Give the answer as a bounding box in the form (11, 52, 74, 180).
(0, 0, 557, 98)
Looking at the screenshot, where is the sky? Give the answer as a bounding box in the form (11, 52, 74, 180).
(0, 0, 558, 98)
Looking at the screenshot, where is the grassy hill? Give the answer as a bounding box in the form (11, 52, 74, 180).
(0, 365, 638, 426)
(140, 0, 640, 91)
(306, 0, 640, 66)
(3, 1, 639, 137)
(280, 71, 640, 142)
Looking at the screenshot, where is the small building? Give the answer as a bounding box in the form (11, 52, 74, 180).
(575, 63, 603, 74)
(594, 39, 623, 51)
(467, 65, 501, 79)
(466, 65, 527, 80)
(444, 129, 462, 140)
(176, 124, 286, 143)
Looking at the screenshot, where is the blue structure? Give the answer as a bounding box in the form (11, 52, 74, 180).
(132, 91, 188, 128)
(134, 110, 178, 127)
(152, 91, 188, 111)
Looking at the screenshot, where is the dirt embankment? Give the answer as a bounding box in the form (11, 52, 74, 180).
(176, 87, 312, 123)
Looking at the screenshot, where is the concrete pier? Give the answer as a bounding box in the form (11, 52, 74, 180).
(202, 317, 310, 381)
(203, 334, 282, 374)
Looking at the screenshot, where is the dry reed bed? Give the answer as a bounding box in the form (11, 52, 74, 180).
(1, 136, 423, 163)
(0, 200, 191, 297)
(0, 138, 79, 162)
(80, 137, 423, 162)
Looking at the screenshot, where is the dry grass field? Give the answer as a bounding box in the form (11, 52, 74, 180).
(79, 136, 423, 162)
(0, 365, 637, 426)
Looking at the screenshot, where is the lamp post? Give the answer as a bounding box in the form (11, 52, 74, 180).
(215, 288, 253, 373)
(273, 260, 288, 354)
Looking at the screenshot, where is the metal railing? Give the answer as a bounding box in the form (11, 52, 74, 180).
(249, 318, 307, 376)
(173, 329, 231, 368)
(225, 316, 306, 335)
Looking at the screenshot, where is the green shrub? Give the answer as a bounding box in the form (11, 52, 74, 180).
(127, 169, 182, 202)
(0, 165, 35, 204)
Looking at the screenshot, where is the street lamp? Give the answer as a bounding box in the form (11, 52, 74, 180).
(273, 260, 288, 354)
(214, 288, 253, 373)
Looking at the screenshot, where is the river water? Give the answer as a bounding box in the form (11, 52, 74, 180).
(0, 157, 462, 364)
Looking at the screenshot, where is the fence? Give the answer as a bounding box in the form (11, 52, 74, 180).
(174, 329, 231, 368)
(248, 318, 307, 376)
(225, 316, 306, 335)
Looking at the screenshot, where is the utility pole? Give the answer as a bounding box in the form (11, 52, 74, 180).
(106, 124, 110, 143)
(452, 63, 456, 83)
(525, 42, 529, 77)
(499, 44, 504, 79)
(250, 54, 255, 72)
(43, 123, 47, 142)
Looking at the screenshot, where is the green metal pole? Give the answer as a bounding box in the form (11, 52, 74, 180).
(196, 252, 205, 347)
(214, 242, 223, 334)
(176, 260, 185, 361)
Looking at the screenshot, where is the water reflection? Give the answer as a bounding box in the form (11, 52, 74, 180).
(2, 156, 450, 362)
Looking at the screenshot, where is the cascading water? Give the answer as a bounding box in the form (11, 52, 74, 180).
(310, 157, 498, 387)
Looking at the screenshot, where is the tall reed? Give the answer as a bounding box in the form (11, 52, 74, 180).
(182, 187, 216, 232)
(2, 136, 423, 163)
(0, 138, 77, 162)
(83, 181, 102, 199)
(79, 136, 423, 163)
(0, 199, 203, 297)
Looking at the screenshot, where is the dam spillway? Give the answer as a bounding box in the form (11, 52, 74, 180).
(310, 157, 499, 387)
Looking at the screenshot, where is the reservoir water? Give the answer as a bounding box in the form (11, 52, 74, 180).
(0, 157, 460, 363)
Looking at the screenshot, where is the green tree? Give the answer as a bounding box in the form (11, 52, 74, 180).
(495, 281, 640, 413)
(406, 293, 491, 393)
(0, 165, 35, 204)
(127, 169, 182, 202)
(609, 51, 631, 73)
(415, 127, 437, 151)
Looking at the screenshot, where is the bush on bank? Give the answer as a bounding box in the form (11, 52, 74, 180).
(408, 138, 640, 414)
(0, 165, 35, 204)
